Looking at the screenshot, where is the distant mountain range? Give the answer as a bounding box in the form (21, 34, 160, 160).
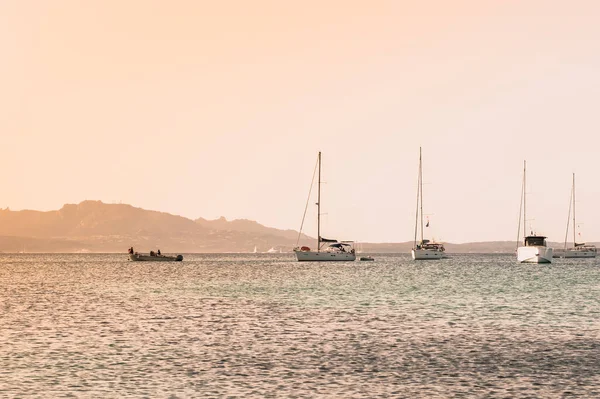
(0, 201, 311, 253)
(0, 201, 595, 253)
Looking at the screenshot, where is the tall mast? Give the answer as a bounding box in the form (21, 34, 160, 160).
(572, 173, 576, 246)
(516, 163, 524, 252)
(419, 148, 424, 243)
(317, 151, 321, 252)
(523, 160, 526, 240)
(413, 148, 421, 248)
(563, 177, 573, 251)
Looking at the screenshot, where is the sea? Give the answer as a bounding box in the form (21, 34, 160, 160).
(1, 253, 599, 398)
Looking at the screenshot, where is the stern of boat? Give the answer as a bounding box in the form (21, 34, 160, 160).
(294, 250, 356, 262)
(411, 249, 444, 260)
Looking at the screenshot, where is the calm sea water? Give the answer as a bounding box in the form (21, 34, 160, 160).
(1, 253, 599, 398)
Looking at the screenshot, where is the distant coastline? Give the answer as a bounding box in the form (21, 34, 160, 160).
(0, 201, 594, 254)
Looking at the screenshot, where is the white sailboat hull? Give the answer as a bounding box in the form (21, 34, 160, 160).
(564, 251, 596, 258)
(411, 249, 444, 260)
(517, 247, 553, 263)
(553, 250, 596, 259)
(295, 251, 356, 262)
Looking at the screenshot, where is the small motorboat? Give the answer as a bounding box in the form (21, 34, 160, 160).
(359, 256, 375, 261)
(128, 248, 183, 262)
(127, 247, 183, 262)
(129, 253, 183, 262)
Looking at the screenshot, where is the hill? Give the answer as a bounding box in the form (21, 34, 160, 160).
(0, 201, 311, 253)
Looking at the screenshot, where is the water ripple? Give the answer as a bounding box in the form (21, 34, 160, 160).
(1, 253, 599, 397)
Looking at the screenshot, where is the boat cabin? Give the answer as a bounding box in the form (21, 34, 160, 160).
(524, 235, 547, 247)
(416, 239, 445, 252)
(570, 243, 597, 252)
(324, 241, 355, 254)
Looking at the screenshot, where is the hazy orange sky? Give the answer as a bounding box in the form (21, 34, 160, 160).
(1, 1, 600, 243)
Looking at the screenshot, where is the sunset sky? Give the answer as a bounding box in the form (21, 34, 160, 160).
(1, 1, 600, 243)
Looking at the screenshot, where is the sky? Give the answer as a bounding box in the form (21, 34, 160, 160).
(1, 0, 600, 243)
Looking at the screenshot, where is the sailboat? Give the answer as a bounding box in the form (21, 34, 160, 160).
(294, 152, 356, 262)
(555, 173, 596, 258)
(266, 247, 278, 254)
(252, 246, 258, 253)
(516, 161, 553, 263)
(411, 148, 445, 260)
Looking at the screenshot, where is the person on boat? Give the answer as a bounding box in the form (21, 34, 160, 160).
(128, 247, 133, 254)
(150, 250, 155, 256)
(157, 249, 161, 256)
